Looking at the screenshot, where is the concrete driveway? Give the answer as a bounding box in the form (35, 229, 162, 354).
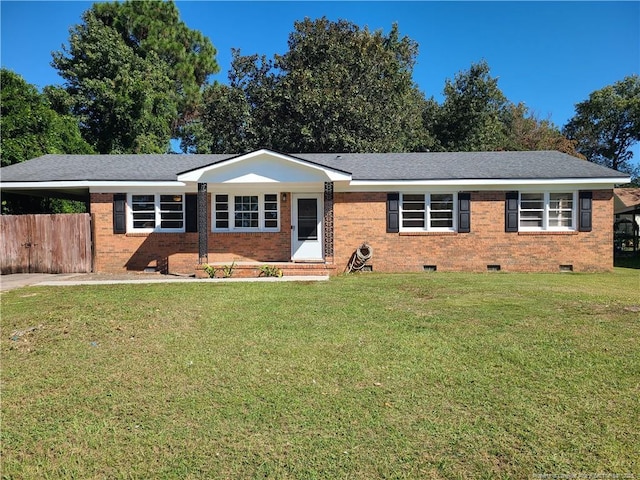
(0, 273, 84, 292)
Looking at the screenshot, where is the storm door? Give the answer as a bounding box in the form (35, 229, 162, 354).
(291, 194, 323, 260)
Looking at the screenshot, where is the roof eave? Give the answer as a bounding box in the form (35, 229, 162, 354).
(0, 180, 187, 189)
(341, 177, 630, 191)
(349, 176, 629, 185)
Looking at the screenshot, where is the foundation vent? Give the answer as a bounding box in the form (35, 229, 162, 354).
(423, 265, 437, 272)
(487, 264, 501, 272)
(559, 264, 574, 272)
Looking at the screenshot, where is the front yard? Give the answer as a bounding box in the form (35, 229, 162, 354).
(1, 270, 639, 478)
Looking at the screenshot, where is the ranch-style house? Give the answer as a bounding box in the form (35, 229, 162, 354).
(0, 149, 630, 276)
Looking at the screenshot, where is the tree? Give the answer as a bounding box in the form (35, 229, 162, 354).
(563, 75, 640, 177)
(190, 18, 433, 153)
(502, 103, 581, 157)
(181, 50, 275, 154)
(0, 68, 93, 167)
(180, 80, 256, 154)
(52, 0, 218, 153)
(432, 60, 509, 151)
(0, 68, 93, 213)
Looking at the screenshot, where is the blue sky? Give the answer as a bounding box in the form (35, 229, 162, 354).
(1, 1, 639, 158)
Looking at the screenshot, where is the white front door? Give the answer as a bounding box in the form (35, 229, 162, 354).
(291, 193, 323, 261)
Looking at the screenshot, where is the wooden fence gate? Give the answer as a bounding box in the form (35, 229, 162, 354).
(0, 214, 92, 274)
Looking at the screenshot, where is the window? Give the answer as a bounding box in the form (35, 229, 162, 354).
(519, 192, 575, 231)
(549, 193, 574, 228)
(264, 194, 279, 229)
(520, 193, 544, 228)
(400, 193, 456, 231)
(213, 193, 280, 232)
(402, 194, 426, 228)
(234, 195, 259, 228)
(159, 195, 184, 229)
(129, 194, 184, 232)
(214, 194, 229, 229)
(430, 194, 455, 229)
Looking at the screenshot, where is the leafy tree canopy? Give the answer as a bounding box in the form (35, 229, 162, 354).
(0, 68, 93, 167)
(432, 60, 509, 151)
(563, 75, 640, 178)
(501, 103, 581, 157)
(185, 18, 434, 153)
(430, 60, 580, 157)
(0, 68, 93, 213)
(52, 0, 218, 153)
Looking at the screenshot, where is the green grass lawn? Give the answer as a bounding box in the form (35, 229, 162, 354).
(2, 270, 639, 479)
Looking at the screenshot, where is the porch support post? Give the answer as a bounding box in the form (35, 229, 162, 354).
(197, 182, 208, 264)
(323, 182, 334, 258)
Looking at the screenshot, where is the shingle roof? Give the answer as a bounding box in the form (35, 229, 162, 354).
(0, 154, 228, 182)
(614, 188, 640, 213)
(0, 150, 627, 183)
(298, 151, 626, 180)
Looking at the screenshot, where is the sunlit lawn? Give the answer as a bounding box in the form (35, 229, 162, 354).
(2, 270, 639, 479)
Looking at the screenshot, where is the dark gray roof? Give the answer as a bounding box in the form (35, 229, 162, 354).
(0, 154, 228, 182)
(301, 151, 626, 180)
(0, 150, 627, 183)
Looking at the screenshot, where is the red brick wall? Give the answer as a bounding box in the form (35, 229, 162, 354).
(91, 189, 614, 274)
(91, 193, 292, 274)
(333, 190, 614, 273)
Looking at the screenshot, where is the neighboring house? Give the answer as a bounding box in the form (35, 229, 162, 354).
(0, 149, 630, 275)
(614, 188, 640, 254)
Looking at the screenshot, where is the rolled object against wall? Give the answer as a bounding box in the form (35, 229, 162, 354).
(346, 243, 373, 273)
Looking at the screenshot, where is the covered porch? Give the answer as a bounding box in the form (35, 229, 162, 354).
(178, 150, 351, 274)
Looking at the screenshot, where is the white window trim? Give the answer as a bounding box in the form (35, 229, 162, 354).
(212, 191, 281, 233)
(127, 193, 186, 233)
(518, 191, 577, 232)
(400, 192, 458, 232)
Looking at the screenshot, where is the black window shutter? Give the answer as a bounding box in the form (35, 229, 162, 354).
(185, 194, 198, 232)
(387, 192, 399, 233)
(113, 193, 126, 234)
(579, 191, 593, 232)
(458, 192, 471, 233)
(505, 191, 519, 232)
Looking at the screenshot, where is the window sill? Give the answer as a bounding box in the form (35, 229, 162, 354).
(126, 231, 185, 237)
(212, 230, 281, 235)
(518, 230, 578, 236)
(399, 231, 458, 236)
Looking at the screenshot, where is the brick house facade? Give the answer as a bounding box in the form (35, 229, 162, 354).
(1, 150, 628, 275)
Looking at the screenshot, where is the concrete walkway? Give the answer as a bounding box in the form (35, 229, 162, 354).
(0, 273, 86, 292)
(0, 273, 329, 292)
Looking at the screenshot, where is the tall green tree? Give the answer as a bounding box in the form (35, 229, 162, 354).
(563, 75, 640, 176)
(0, 68, 93, 167)
(0, 68, 93, 213)
(432, 60, 509, 151)
(189, 18, 433, 154)
(181, 79, 257, 154)
(182, 51, 276, 153)
(502, 103, 581, 157)
(52, 0, 218, 153)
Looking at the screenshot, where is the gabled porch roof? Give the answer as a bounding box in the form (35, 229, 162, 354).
(177, 149, 352, 184)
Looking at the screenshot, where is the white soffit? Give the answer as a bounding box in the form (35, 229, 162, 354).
(177, 149, 352, 184)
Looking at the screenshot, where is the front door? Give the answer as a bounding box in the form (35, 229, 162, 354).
(291, 194, 323, 261)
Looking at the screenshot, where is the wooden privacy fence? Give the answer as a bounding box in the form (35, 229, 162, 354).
(1, 214, 92, 274)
